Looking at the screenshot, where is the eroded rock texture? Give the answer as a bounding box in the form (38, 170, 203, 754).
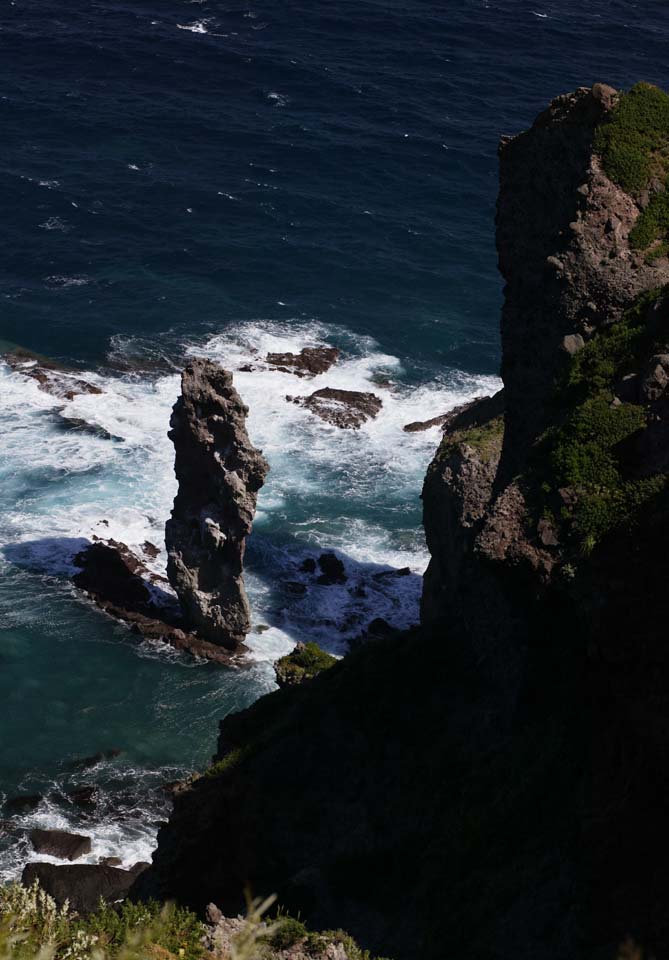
(165, 360, 268, 650)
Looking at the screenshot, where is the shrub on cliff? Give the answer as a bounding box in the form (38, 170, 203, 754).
(535, 287, 669, 552)
(0, 882, 205, 960)
(595, 81, 669, 195)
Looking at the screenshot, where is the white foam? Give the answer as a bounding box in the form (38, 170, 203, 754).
(0, 321, 501, 663)
(176, 19, 210, 33)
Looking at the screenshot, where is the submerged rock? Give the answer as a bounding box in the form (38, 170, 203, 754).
(287, 388, 382, 429)
(3, 794, 43, 815)
(265, 345, 340, 377)
(166, 360, 269, 650)
(2, 348, 103, 400)
(30, 829, 92, 861)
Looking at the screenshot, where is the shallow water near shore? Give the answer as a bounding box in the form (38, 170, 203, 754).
(1, 0, 668, 879)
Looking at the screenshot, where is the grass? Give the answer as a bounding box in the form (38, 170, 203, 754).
(533, 287, 669, 552)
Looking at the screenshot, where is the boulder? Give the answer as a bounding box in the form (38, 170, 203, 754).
(317, 553, 346, 584)
(22, 862, 149, 913)
(29, 829, 92, 861)
(265, 346, 339, 377)
(287, 388, 382, 429)
(166, 360, 269, 650)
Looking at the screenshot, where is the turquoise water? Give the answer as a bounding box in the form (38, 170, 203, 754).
(1, 0, 667, 876)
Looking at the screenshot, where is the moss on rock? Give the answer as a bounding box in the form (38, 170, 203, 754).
(274, 642, 337, 688)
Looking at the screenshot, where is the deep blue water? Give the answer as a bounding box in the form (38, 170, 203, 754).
(1, 0, 668, 876)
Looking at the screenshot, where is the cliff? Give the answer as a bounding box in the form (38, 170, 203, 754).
(133, 84, 669, 959)
(166, 360, 269, 650)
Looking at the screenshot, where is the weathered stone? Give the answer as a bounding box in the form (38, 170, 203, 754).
(3, 794, 43, 814)
(2, 348, 103, 400)
(30, 829, 92, 861)
(641, 354, 669, 401)
(287, 388, 382, 429)
(403, 413, 451, 432)
(266, 346, 340, 377)
(561, 333, 585, 355)
(22, 862, 149, 913)
(166, 360, 269, 650)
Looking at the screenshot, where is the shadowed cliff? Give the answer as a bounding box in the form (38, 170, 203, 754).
(133, 84, 669, 960)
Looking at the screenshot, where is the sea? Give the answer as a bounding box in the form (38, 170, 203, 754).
(0, 0, 667, 879)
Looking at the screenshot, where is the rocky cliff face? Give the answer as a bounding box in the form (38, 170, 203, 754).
(165, 359, 269, 650)
(135, 85, 669, 960)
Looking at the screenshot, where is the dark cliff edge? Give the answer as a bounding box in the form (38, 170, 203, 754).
(133, 84, 669, 959)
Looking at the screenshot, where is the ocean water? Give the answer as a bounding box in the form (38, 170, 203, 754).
(1, 0, 667, 878)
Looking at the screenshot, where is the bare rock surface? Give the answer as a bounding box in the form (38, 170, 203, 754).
(287, 387, 382, 429)
(72, 540, 239, 664)
(2, 347, 103, 400)
(265, 345, 340, 376)
(22, 862, 149, 913)
(166, 360, 269, 650)
(29, 829, 92, 861)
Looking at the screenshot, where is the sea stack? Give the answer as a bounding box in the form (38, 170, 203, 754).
(165, 359, 269, 650)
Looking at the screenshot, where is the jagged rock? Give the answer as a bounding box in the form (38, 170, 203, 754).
(166, 360, 269, 650)
(73, 542, 152, 610)
(30, 829, 92, 861)
(316, 552, 346, 584)
(266, 346, 339, 377)
(287, 388, 382, 429)
(23, 862, 149, 913)
(2, 348, 103, 400)
(403, 413, 451, 432)
(99, 856, 122, 867)
(497, 84, 669, 478)
(641, 354, 669, 401)
(142, 540, 160, 558)
(71, 539, 238, 663)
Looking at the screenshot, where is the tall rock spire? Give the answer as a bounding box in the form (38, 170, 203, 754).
(165, 359, 269, 650)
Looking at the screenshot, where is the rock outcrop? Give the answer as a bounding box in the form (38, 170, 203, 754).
(287, 388, 382, 429)
(166, 360, 269, 650)
(2, 347, 103, 400)
(266, 346, 340, 377)
(71, 540, 240, 664)
(23, 862, 149, 913)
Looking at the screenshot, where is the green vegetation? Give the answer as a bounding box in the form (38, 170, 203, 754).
(594, 82, 669, 254)
(264, 915, 307, 950)
(629, 189, 669, 251)
(535, 288, 668, 552)
(439, 415, 504, 464)
(0, 883, 205, 960)
(205, 743, 257, 779)
(274, 642, 337, 686)
(595, 81, 669, 195)
(0, 884, 392, 960)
